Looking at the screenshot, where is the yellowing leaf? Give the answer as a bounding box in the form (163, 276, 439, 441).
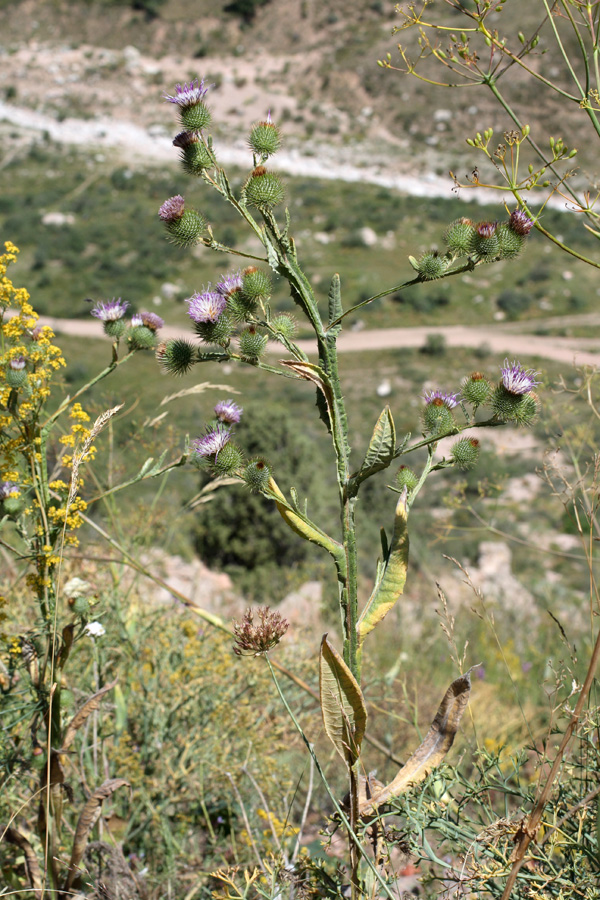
(358, 494, 409, 642)
(319, 635, 367, 765)
(359, 670, 472, 815)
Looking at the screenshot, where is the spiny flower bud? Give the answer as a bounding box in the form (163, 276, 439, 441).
(417, 251, 446, 280)
(159, 195, 206, 247)
(243, 457, 271, 493)
(244, 166, 285, 211)
(492, 388, 540, 425)
(461, 371, 492, 408)
(470, 222, 499, 261)
(491, 359, 541, 424)
(232, 606, 289, 657)
(451, 437, 480, 470)
(395, 465, 419, 492)
(239, 325, 268, 360)
(444, 217, 476, 256)
(6, 356, 27, 388)
(422, 390, 460, 435)
(173, 130, 214, 175)
(211, 441, 245, 476)
(165, 78, 212, 131)
(496, 223, 524, 260)
(248, 112, 282, 158)
(271, 314, 298, 340)
(194, 313, 235, 347)
(127, 313, 159, 350)
(241, 266, 271, 303)
(156, 338, 196, 376)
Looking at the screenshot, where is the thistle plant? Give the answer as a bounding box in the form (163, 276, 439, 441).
(156, 78, 541, 897)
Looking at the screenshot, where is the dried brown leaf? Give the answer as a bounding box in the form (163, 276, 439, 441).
(64, 778, 130, 892)
(360, 670, 472, 815)
(61, 679, 117, 752)
(1, 824, 42, 897)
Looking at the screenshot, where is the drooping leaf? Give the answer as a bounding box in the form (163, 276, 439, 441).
(359, 670, 472, 815)
(359, 406, 396, 481)
(319, 635, 367, 765)
(358, 494, 409, 642)
(280, 361, 335, 417)
(2, 824, 42, 897)
(64, 778, 130, 892)
(61, 679, 117, 752)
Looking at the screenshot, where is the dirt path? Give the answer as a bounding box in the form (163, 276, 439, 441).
(41, 314, 600, 367)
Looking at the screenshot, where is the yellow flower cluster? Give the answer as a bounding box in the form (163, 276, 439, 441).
(0, 243, 65, 418)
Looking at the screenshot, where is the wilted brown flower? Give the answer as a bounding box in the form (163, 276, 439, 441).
(232, 606, 289, 657)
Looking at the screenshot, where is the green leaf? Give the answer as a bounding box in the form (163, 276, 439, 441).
(114, 683, 127, 735)
(319, 635, 367, 765)
(358, 493, 408, 642)
(358, 406, 396, 482)
(327, 273, 343, 333)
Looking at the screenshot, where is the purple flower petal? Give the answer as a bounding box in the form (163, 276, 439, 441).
(187, 290, 227, 324)
(90, 298, 129, 322)
(164, 78, 211, 108)
(214, 399, 243, 424)
(423, 389, 461, 409)
(500, 359, 541, 395)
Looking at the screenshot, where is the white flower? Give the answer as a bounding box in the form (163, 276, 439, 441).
(64, 577, 92, 599)
(85, 621, 105, 638)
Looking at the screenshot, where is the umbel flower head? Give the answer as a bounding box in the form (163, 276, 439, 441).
(165, 78, 212, 130)
(233, 606, 289, 657)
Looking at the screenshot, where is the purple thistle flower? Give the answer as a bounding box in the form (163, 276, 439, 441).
(158, 195, 185, 222)
(215, 399, 243, 424)
(9, 356, 26, 371)
(90, 298, 129, 322)
(500, 359, 541, 395)
(509, 209, 534, 236)
(164, 78, 211, 108)
(476, 222, 497, 238)
(187, 290, 227, 324)
(131, 313, 143, 327)
(193, 425, 231, 459)
(423, 389, 461, 409)
(0, 481, 19, 500)
(139, 311, 164, 332)
(215, 272, 243, 297)
(172, 130, 201, 149)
